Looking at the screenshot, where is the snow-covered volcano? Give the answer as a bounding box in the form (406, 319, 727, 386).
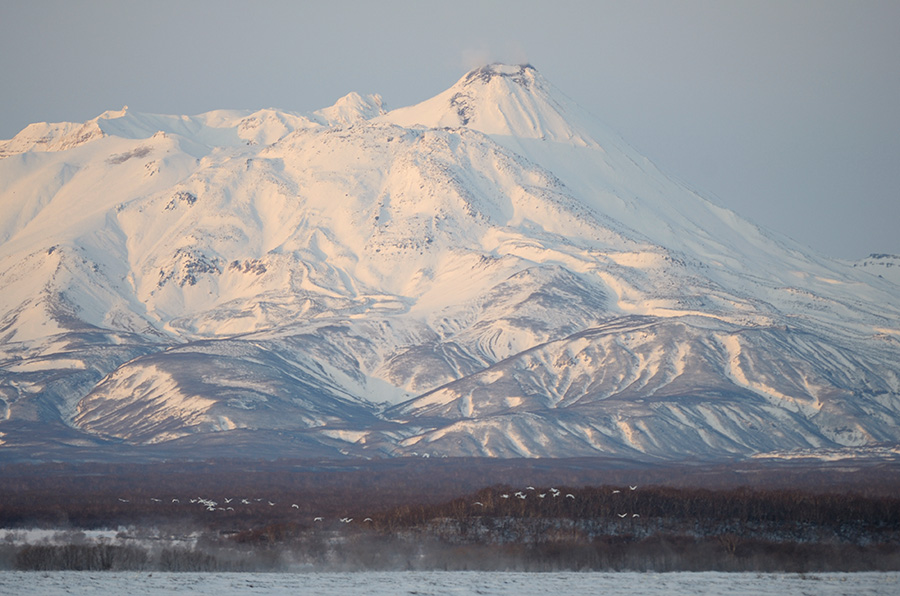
(1, 63, 898, 461)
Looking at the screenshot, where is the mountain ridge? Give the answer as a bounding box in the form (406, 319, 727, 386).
(1, 63, 898, 462)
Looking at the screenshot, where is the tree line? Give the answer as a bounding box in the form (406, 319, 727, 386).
(3, 457, 900, 571)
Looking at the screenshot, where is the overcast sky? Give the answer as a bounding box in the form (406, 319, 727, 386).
(2, 0, 898, 260)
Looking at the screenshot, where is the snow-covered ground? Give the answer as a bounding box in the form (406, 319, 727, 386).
(0, 571, 897, 596)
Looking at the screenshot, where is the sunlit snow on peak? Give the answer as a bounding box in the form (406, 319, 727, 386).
(0, 64, 898, 461)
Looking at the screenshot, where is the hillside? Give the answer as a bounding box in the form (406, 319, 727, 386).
(1, 64, 898, 462)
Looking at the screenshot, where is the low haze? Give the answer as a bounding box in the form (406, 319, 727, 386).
(2, 0, 897, 260)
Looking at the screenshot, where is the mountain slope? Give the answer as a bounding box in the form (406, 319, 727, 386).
(1, 64, 898, 462)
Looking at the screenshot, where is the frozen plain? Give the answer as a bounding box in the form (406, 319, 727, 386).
(1, 571, 898, 596)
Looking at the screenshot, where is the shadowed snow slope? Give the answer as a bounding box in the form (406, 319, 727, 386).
(1, 64, 898, 462)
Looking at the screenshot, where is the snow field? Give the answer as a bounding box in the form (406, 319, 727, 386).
(0, 571, 897, 596)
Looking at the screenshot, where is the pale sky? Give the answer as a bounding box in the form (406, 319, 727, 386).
(2, 0, 898, 260)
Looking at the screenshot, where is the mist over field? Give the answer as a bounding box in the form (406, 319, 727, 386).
(2, 459, 899, 575)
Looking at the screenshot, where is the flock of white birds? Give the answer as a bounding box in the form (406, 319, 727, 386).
(107, 483, 646, 523)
